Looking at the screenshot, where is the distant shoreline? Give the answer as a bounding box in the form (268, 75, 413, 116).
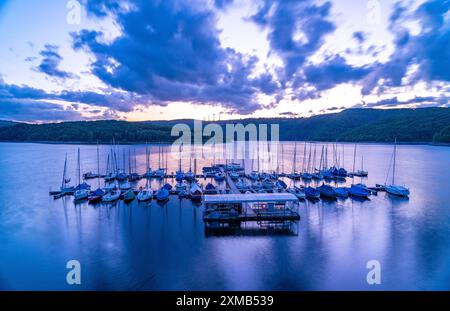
(1, 140, 449, 147)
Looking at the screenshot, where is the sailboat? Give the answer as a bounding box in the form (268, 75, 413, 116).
(137, 149, 154, 202)
(189, 182, 203, 202)
(153, 146, 166, 179)
(301, 142, 313, 180)
(204, 182, 218, 194)
(317, 183, 337, 198)
(123, 188, 136, 202)
(60, 153, 74, 194)
(288, 143, 301, 180)
(304, 186, 320, 200)
(74, 148, 90, 201)
(155, 186, 170, 202)
(385, 139, 410, 197)
(129, 149, 141, 181)
(102, 189, 121, 202)
(88, 143, 105, 203)
(137, 186, 153, 202)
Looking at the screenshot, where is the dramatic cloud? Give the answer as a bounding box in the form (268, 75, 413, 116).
(361, 0, 450, 94)
(251, 0, 336, 80)
(72, 0, 279, 114)
(1, 0, 449, 122)
(0, 78, 157, 121)
(35, 44, 76, 80)
(295, 55, 371, 93)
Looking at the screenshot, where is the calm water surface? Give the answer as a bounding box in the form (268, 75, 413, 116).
(0, 142, 449, 290)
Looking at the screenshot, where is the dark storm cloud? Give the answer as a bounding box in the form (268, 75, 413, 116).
(73, 0, 278, 114)
(35, 44, 77, 80)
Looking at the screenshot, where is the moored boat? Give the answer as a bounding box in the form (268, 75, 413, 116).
(102, 189, 121, 202)
(317, 184, 338, 198)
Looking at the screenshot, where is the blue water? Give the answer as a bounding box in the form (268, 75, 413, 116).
(0, 142, 449, 290)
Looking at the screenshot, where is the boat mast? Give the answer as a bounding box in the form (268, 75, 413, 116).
(97, 142, 100, 189)
(393, 138, 397, 184)
(77, 148, 81, 186)
(352, 143, 356, 173)
(62, 152, 68, 188)
(292, 143, 297, 175)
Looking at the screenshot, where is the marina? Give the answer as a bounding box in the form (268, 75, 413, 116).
(2, 141, 449, 290)
(46, 141, 413, 232)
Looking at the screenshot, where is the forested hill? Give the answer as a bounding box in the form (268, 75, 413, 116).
(0, 108, 449, 144)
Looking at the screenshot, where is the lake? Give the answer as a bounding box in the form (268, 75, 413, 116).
(0, 142, 449, 290)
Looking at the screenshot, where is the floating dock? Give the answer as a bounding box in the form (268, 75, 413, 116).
(203, 193, 300, 225)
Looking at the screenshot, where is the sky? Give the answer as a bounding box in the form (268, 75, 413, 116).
(0, 0, 449, 122)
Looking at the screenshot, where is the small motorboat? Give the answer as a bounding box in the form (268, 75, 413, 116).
(317, 184, 338, 198)
(102, 190, 121, 202)
(137, 188, 153, 201)
(123, 189, 136, 202)
(304, 187, 320, 200)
